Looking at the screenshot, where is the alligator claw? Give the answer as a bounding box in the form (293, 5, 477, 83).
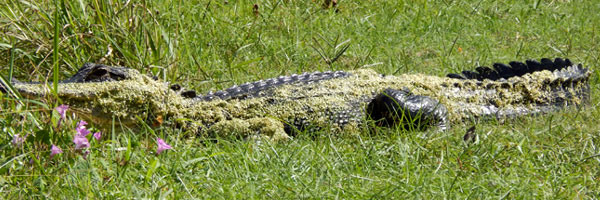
(367, 88, 449, 131)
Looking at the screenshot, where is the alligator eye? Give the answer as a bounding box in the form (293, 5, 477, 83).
(84, 67, 110, 82)
(83, 65, 127, 82)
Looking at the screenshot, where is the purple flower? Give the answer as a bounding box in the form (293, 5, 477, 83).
(50, 145, 63, 158)
(93, 132, 102, 141)
(156, 138, 172, 154)
(55, 104, 68, 119)
(77, 120, 87, 128)
(73, 134, 90, 149)
(76, 126, 90, 136)
(76, 120, 90, 137)
(12, 134, 25, 147)
(76, 120, 88, 129)
(55, 105, 69, 127)
(73, 120, 92, 149)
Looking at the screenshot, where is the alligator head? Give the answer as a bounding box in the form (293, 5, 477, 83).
(2, 63, 179, 127)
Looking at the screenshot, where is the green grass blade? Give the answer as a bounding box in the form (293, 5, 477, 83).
(0, 75, 22, 101)
(52, 0, 61, 96)
(8, 47, 14, 82)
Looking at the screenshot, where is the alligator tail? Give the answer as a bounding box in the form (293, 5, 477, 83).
(448, 58, 591, 118)
(549, 63, 591, 105)
(450, 57, 591, 104)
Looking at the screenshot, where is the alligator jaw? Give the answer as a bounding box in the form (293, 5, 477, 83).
(3, 63, 133, 98)
(3, 63, 177, 128)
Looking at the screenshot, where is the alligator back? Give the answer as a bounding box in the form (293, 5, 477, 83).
(173, 58, 590, 134)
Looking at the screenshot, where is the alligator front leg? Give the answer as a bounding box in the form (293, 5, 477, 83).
(206, 117, 290, 141)
(367, 88, 449, 131)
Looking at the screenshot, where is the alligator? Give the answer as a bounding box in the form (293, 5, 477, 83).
(0, 58, 591, 140)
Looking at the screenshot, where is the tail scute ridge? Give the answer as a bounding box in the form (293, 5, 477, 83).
(447, 58, 582, 81)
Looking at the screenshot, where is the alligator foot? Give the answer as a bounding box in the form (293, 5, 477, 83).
(367, 88, 449, 131)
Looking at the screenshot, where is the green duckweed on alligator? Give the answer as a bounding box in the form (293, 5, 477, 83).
(0, 58, 591, 140)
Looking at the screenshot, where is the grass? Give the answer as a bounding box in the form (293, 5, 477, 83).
(1, 0, 599, 198)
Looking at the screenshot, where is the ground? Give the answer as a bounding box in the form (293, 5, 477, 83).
(0, 0, 599, 198)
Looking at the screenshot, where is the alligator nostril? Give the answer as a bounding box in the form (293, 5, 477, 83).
(170, 84, 182, 91)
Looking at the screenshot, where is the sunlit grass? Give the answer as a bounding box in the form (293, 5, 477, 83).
(1, 0, 599, 198)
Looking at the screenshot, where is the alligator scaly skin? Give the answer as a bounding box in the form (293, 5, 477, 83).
(1, 58, 591, 139)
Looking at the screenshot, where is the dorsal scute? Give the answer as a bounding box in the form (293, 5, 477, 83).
(192, 70, 351, 101)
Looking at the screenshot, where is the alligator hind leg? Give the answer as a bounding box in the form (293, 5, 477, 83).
(367, 88, 449, 131)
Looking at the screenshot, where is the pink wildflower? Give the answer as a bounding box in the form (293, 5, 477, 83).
(12, 134, 25, 147)
(73, 120, 92, 149)
(55, 105, 69, 126)
(55, 105, 69, 118)
(76, 120, 90, 136)
(76, 120, 88, 127)
(73, 134, 90, 149)
(50, 145, 63, 158)
(93, 132, 102, 141)
(156, 138, 172, 154)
